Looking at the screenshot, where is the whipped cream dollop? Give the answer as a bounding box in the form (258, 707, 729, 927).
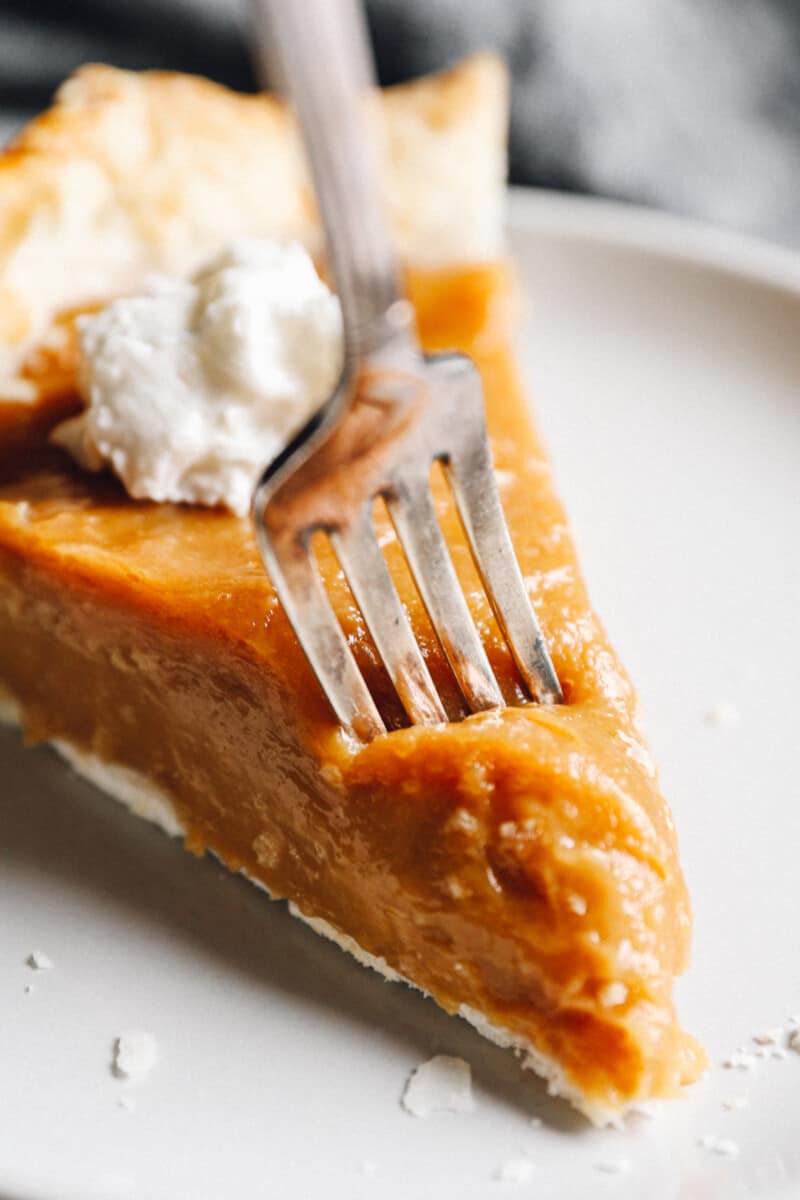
(52, 240, 344, 516)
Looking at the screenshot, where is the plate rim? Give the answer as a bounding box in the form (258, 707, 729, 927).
(508, 185, 800, 298)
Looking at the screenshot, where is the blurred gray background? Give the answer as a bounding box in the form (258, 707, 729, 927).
(1, 0, 799, 247)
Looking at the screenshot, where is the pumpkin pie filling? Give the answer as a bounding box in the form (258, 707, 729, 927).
(0, 60, 703, 1124)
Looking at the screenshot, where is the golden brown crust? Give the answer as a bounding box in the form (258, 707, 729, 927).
(0, 54, 507, 365)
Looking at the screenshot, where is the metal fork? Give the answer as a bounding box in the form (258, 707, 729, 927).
(252, 0, 562, 742)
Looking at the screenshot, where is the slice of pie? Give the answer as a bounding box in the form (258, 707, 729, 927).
(0, 55, 704, 1124)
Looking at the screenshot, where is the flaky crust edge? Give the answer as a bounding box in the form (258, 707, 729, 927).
(0, 54, 507, 374)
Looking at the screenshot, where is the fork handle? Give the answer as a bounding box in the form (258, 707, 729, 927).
(253, 0, 413, 361)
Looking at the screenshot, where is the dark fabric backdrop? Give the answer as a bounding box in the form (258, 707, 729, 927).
(1, 0, 799, 246)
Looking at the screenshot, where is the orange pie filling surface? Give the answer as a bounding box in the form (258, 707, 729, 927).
(0, 262, 705, 1123)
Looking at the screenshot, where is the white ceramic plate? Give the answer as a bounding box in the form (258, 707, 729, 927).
(2, 189, 799, 1200)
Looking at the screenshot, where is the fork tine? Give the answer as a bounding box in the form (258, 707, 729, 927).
(332, 511, 448, 726)
(445, 439, 563, 704)
(261, 533, 386, 741)
(387, 478, 505, 713)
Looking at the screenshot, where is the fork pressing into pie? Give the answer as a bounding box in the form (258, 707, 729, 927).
(252, 0, 562, 741)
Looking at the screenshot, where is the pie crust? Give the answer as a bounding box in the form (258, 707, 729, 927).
(0, 54, 505, 365)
